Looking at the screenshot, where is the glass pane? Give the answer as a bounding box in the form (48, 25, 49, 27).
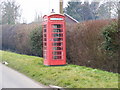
(43, 50, 47, 59)
(53, 29, 63, 32)
(44, 56, 46, 59)
(52, 51, 62, 55)
(52, 47, 63, 50)
(44, 34, 46, 37)
(53, 56, 62, 59)
(43, 47, 46, 50)
(52, 43, 62, 46)
(53, 24, 62, 28)
(43, 51, 46, 54)
(44, 42, 47, 46)
(44, 38, 46, 41)
(43, 25, 46, 28)
(58, 56, 62, 59)
(53, 34, 63, 37)
(53, 56, 58, 59)
(53, 38, 63, 41)
(44, 29, 46, 32)
(43, 54, 46, 59)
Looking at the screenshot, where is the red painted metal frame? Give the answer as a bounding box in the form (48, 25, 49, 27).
(42, 14, 66, 66)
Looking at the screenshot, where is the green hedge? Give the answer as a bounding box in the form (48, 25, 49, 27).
(66, 20, 119, 73)
(102, 22, 119, 53)
(30, 26, 43, 57)
(2, 20, 119, 73)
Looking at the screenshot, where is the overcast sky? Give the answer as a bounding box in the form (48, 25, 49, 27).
(1, 0, 117, 23)
(11, 0, 70, 23)
(0, 0, 100, 23)
(18, 0, 71, 23)
(0, 0, 70, 23)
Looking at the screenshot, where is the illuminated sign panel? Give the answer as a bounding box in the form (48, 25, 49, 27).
(50, 18, 63, 20)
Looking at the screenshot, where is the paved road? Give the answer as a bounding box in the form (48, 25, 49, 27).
(0, 63, 49, 88)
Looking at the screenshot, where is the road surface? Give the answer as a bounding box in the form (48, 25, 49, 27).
(0, 63, 49, 88)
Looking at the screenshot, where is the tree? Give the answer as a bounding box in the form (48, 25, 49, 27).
(0, 2, 2, 24)
(80, 2, 95, 21)
(98, 0, 119, 19)
(1, 0, 21, 24)
(118, 1, 120, 30)
(97, 2, 111, 19)
(33, 12, 42, 23)
(65, 0, 120, 21)
(65, 0, 100, 21)
(65, 0, 82, 21)
(90, 2, 100, 20)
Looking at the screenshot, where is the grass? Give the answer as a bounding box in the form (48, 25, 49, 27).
(1, 50, 119, 88)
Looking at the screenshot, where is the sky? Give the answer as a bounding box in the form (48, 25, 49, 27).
(0, 0, 101, 23)
(8, 0, 70, 23)
(1, 0, 117, 23)
(0, 0, 70, 23)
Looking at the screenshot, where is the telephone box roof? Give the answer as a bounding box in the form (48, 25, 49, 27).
(43, 13, 64, 18)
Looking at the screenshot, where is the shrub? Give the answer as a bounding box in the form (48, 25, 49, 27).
(66, 19, 119, 73)
(102, 21, 120, 73)
(2, 25, 16, 51)
(102, 22, 119, 53)
(2, 23, 41, 55)
(30, 26, 43, 57)
(2, 20, 119, 73)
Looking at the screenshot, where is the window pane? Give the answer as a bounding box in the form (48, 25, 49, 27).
(53, 29, 62, 32)
(43, 51, 46, 54)
(43, 50, 47, 59)
(52, 51, 62, 55)
(53, 56, 62, 59)
(52, 43, 62, 46)
(44, 38, 46, 41)
(52, 34, 63, 37)
(44, 25, 46, 28)
(43, 54, 46, 59)
(52, 47, 63, 50)
(44, 29, 46, 32)
(44, 55, 46, 59)
(44, 42, 47, 46)
(44, 34, 46, 37)
(53, 38, 63, 41)
(43, 47, 46, 50)
(53, 24, 62, 28)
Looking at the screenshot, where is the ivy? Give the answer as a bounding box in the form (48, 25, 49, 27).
(102, 22, 119, 53)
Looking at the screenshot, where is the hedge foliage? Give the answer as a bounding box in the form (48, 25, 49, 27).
(30, 26, 43, 57)
(66, 19, 119, 73)
(2, 23, 41, 55)
(102, 22, 119, 53)
(2, 20, 119, 73)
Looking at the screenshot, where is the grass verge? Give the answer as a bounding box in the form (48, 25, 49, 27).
(1, 50, 119, 88)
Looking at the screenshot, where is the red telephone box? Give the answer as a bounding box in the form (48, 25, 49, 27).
(42, 14, 66, 66)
